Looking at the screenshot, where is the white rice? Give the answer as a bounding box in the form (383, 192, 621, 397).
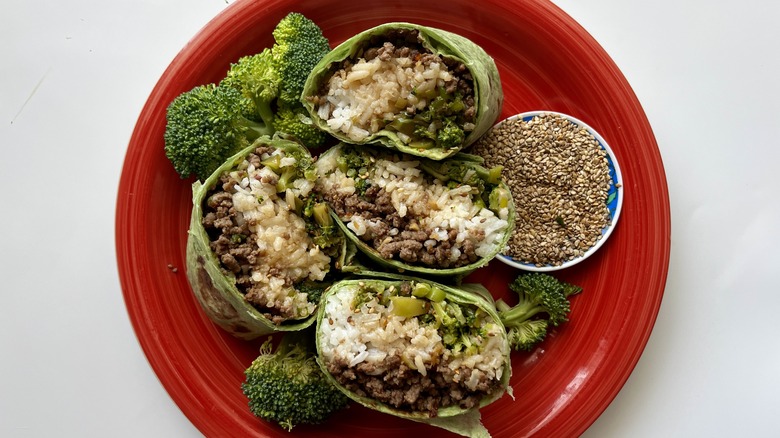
(317, 56, 454, 142)
(319, 283, 507, 389)
(228, 149, 330, 318)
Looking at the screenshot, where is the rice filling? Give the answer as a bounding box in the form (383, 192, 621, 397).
(319, 281, 507, 416)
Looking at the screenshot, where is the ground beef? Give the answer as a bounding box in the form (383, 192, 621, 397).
(326, 354, 500, 417)
(324, 184, 480, 268)
(202, 189, 262, 280)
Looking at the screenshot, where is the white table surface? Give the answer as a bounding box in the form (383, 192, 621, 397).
(2, 0, 779, 436)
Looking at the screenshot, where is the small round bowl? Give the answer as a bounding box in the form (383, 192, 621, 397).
(493, 111, 624, 271)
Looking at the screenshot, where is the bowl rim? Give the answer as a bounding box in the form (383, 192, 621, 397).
(493, 110, 624, 272)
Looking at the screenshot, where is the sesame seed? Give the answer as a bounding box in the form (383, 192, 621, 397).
(471, 113, 613, 266)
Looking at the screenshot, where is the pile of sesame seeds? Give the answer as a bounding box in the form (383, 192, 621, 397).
(471, 113, 613, 267)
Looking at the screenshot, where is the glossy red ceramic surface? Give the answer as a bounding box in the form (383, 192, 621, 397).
(115, 0, 670, 436)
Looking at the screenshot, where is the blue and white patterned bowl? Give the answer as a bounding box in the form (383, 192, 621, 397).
(494, 111, 624, 272)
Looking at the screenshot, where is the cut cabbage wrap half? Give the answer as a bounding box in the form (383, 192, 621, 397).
(315, 278, 511, 437)
(186, 137, 348, 340)
(314, 143, 514, 277)
(302, 23, 502, 160)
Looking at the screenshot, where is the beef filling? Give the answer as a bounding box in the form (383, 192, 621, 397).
(325, 184, 482, 268)
(327, 354, 500, 417)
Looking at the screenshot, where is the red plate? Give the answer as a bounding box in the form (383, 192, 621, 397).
(115, 0, 670, 436)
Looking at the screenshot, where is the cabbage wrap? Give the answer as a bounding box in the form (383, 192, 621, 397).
(315, 277, 511, 436)
(302, 23, 502, 160)
(186, 137, 347, 340)
(314, 143, 515, 277)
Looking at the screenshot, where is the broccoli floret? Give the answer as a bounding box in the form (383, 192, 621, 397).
(413, 124, 437, 141)
(270, 145, 316, 193)
(418, 157, 502, 198)
(505, 319, 549, 350)
(430, 300, 483, 355)
(267, 13, 331, 148)
(354, 177, 371, 196)
(271, 12, 331, 106)
(222, 12, 329, 120)
(336, 146, 371, 174)
(436, 118, 465, 149)
(394, 89, 469, 150)
(221, 49, 279, 131)
(221, 40, 330, 149)
(273, 105, 327, 148)
(164, 14, 330, 180)
(285, 142, 317, 175)
(496, 273, 582, 351)
(242, 332, 349, 431)
(163, 84, 272, 180)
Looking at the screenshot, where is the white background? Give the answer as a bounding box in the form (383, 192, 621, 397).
(2, 0, 779, 436)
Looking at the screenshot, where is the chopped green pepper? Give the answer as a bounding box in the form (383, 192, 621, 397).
(390, 296, 427, 318)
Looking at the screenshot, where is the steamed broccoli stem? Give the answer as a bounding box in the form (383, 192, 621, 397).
(484, 165, 503, 185)
(312, 202, 331, 227)
(412, 283, 446, 302)
(409, 139, 436, 150)
(255, 101, 276, 133)
(261, 154, 282, 172)
(497, 273, 581, 352)
(498, 294, 552, 326)
(301, 198, 341, 249)
(242, 332, 349, 431)
(242, 118, 273, 141)
(276, 167, 298, 192)
(163, 84, 274, 180)
(388, 117, 416, 136)
(221, 49, 279, 133)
